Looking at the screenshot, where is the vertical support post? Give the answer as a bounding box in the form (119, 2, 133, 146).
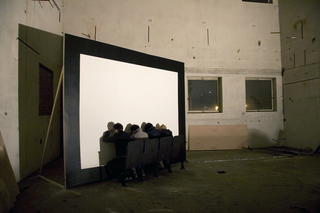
(148, 26, 150, 43)
(301, 21, 303, 39)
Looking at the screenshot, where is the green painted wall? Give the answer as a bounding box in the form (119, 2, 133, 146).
(18, 24, 63, 180)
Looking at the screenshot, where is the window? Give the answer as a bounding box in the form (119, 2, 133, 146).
(246, 78, 276, 111)
(188, 77, 222, 113)
(242, 0, 272, 3)
(39, 63, 54, 115)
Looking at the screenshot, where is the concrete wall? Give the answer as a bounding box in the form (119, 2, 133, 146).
(63, 0, 283, 148)
(63, 0, 281, 69)
(1, 0, 285, 181)
(186, 68, 283, 148)
(0, 0, 63, 181)
(279, 0, 320, 151)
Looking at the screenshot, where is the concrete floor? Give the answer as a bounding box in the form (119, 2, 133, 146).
(10, 148, 320, 213)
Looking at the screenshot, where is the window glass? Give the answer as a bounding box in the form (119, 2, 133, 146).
(246, 79, 276, 111)
(188, 77, 221, 112)
(39, 64, 53, 115)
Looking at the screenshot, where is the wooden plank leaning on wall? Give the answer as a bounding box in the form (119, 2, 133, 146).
(189, 125, 248, 150)
(0, 131, 19, 213)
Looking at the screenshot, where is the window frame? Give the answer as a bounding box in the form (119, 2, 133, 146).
(187, 76, 222, 113)
(245, 77, 277, 112)
(242, 0, 273, 3)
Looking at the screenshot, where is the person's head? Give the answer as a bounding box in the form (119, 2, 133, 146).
(130, 124, 139, 134)
(155, 123, 160, 130)
(124, 123, 132, 133)
(141, 122, 146, 131)
(144, 123, 153, 132)
(160, 124, 167, 130)
(107, 122, 115, 131)
(113, 123, 123, 133)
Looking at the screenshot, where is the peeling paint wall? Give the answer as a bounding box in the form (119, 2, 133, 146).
(0, 0, 63, 181)
(279, 0, 320, 151)
(64, 0, 281, 70)
(185, 68, 283, 148)
(63, 0, 282, 148)
(2, 0, 285, 181)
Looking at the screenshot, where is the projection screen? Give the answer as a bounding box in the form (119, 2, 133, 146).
(79, 54, 179, 169)
(64, 34, 185, 188)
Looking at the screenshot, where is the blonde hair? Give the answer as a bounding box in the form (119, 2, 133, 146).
(160, 124, 167, 130)
(155, 123, 160, 129)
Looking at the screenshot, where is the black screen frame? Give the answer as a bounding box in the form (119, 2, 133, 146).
(64, 33, 185, 188)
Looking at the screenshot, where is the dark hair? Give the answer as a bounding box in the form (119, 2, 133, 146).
(130, 124, 139, 133)
(144, 123, 153, 132)
(113, 123, 123, 131)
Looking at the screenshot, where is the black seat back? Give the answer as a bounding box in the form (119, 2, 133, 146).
(143, 138, 159, 165)
(172, 135, 185, 169)
(125, 140, 144, 169)
(159, 136, 173, 161)
(172, 135, 184, 159)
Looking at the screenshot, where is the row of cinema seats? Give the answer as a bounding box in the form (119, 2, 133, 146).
(122, 135, 186, 186)
(98, 135, 186, 187)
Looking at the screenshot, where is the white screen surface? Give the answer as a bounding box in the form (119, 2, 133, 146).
(79, 54, 179, 169)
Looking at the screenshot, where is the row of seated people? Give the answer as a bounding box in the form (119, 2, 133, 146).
(101, 122, 173, 181)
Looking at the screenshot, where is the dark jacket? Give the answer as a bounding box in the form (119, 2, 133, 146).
(146, 127, 161, 139)
(102, 130, 131, 157)
(160, 129, 173, 138)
